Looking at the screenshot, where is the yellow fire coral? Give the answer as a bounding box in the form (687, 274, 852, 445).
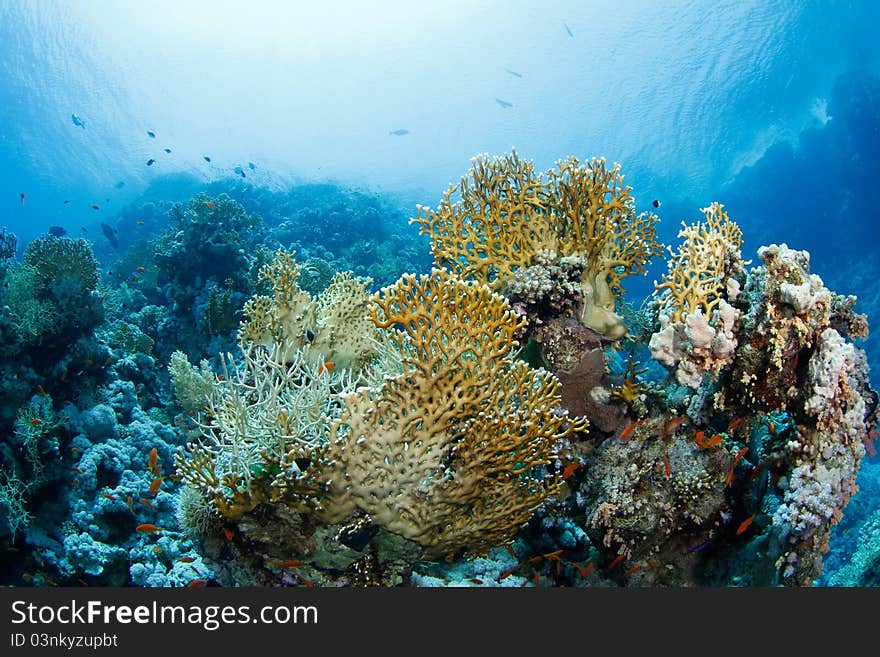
(654, 202, 743, 323)
(239, 249, 378, 370)
(413, 150, 662, 339)
(176, 261, 586, 559)
(294, 268, 587, 558)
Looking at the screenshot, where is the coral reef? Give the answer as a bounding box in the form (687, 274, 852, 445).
(1, 155, 875, 590)
(175, 264, 585, 582)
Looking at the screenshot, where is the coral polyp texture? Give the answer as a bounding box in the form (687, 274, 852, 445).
(413, 151, 663, 339)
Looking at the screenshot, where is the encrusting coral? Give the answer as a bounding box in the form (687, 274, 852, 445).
(413, 151, 663, 339)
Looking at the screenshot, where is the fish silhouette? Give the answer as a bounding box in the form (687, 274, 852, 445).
(71, 114, 85, 128)
(504, 68, 523, 78)
(100, 222, 119, 249)
(495, 98, 513, 108)
(563, 21, 574, 37)
(389, 129, 410, 136)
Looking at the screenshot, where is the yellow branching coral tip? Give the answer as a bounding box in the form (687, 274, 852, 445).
(311, 268, 588, 558)
(412, 150, 663, 339)
(654, 202, 743, 323)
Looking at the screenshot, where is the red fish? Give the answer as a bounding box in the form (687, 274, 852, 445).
(561, 463, 580, 479)
(619, 422, 637, 442)
(695, 432, 723, 449)
(726, 447, 749, 486)
(664, 415, 687, 436)
(609, 554, 626, 569)
(187, 579, 207, 588)
(498, 565, 519, 580)
(148, 476, 163, 496)
(135, 523, 162, 533)
(203, 200, 217, 211)
(317, 361, 336, 375)
(736, 513, 757, 536)
(270, 560, 302, 568)
(148, 447, 158, 473)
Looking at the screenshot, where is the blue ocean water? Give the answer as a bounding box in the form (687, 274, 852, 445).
(0, 1, 878, 587)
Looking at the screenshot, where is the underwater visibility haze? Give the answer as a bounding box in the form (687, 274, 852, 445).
(0, 0, 879, 587)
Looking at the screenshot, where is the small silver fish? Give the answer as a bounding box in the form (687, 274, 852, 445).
(389, 128, 410, 136)
(495, 98, 513, 108)
(71, 114, 85, 128)
(504, 68, 523, 78)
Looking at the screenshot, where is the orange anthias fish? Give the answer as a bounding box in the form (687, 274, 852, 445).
(561, 463, 580, 479)
(270, 560, 302, 568)
(619, 422, 637, 442)
(203, 200, 217, 211)
(498, 565, 519, 580)
(726, 447, 750, 486)
(568, 561, 594, 578)
(664, 415, 687, 437)
(135, 523, 162, 534)
(317, 361, 335, 375)
(695, 432, 723, 449)
(187, 579, 207, 588)
(148, 476, 164, 496)
(148, 447, 158, 473)
(736, 513, 757, 536)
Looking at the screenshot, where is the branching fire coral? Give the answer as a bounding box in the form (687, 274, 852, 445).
(650, 203, 744, 388)
(239, 249, 378, 369)
(654, 202, 743, 323)
(297, 268, 587, 558)
(413, 151, 662, 339)
(176, 263, 586, 563)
